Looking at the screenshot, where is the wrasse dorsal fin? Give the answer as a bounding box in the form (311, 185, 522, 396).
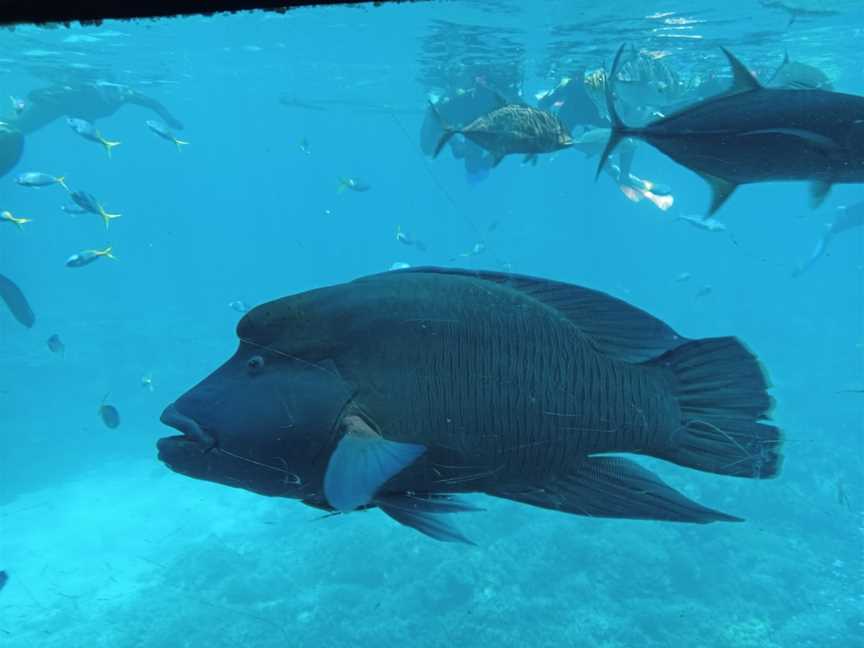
(384, 267, 688, 363)
(720, 47, 763, 95)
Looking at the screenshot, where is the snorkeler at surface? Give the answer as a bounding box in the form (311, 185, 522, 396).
(536, 68, 606, 132)
(0, 80, 184, 178)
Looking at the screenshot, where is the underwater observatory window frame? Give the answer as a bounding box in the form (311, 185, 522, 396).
(2, 1, 861, 647)
(0, 0, 372, 26)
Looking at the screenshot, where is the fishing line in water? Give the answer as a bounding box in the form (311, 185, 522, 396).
(388, 111, 510, 270)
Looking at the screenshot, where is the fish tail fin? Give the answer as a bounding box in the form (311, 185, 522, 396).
(174, 138, 189, 152)
(427, 100, 458, 158)
(595, 44, 636, 180)
(336, 178, 347, 194)
(647, 337, 783, 479)
(433, 129, 456, 158)
(14, 217, 32, 230)
(102, 246, 116, 260)
(99, 207, 121, 229)
(102, 138, 121, 158)
(57, 176, 69, 191)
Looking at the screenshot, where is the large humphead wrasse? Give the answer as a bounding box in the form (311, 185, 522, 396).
(158, 268, 782, 544)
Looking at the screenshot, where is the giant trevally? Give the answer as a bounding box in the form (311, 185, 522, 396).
(597, 45, 864, 215)
(158, 267, 782, 544)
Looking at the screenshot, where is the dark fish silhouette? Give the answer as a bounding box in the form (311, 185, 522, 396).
(0, 570, 7, 592)
(159, 267, 782, 544)
(793, 200, 864, 276)
(66, 246, 116, 268)
(0, 273, 35, 328)
(598, 45, 864, 215)
(99, 397, 120, 429)
(47, 333, 65, 355)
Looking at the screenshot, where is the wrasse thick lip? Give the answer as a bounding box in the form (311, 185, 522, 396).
(159, 403, 215, 450)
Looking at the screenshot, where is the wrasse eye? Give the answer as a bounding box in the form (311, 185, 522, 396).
(247, 355, 265, 373)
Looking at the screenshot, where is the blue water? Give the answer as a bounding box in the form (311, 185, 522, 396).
(1, 2, 862, 646)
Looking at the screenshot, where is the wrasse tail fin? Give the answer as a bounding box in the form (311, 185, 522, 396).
(646, 336, 782, 479)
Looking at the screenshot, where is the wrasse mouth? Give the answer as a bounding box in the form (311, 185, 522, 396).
(159, 403, 216, 451)
(156, 434, 198, 463)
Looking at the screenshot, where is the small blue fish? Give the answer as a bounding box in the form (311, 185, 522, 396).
(70, 191, 121, 229)
(1, 210, 32, 230)
(676, 214, 727, 232)
(0, 570, 7, 592)
(16, 171, 68, 191)
(66, 117, 121, 158)
(696, 285, 713, 299)
(337, 177, 370, 193)
(10, 95, 24, 114)
(395, 225, 427, 252)
(65, 246, 116, 268)
(145, 120, 189, 152)
(47, 333, 65, 355)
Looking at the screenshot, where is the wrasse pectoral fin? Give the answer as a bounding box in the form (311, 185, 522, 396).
(375, 493, 482, 545)
(323, 415, 425, 512)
